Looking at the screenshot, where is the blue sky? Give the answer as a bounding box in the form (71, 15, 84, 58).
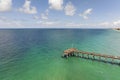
(0, 0, 120, 28)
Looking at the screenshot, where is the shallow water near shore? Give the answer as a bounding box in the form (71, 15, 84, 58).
(0, 29, 120, 80)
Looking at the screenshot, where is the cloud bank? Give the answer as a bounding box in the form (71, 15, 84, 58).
(64, 2, 76, 16)
(0, 0, 12, 12)
(79, 8, 93, 19)
(49, 0, 63, 10)
(19, 0, 37, 14)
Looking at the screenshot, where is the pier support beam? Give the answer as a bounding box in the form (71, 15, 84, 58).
(87, 54, 89, 59)
(112, 58, 114, 63)
(76, 53, 79, 57)
(82, 54, 84, 58)
(105, 57, 107, 63)
(99, 56, 101, 60)
(93, 55, 95, 60)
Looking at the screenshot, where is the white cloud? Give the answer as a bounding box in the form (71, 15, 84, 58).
(33, 15, 39, 19)
(64, 21, 116, 28)
(1, 15, 120, 28)
(0, 16, 24, 27)
(79, 8, 93, 19)
(99, 22, 111, 27)
(41, 9, 49, 20)
(65, 22, 87, 27)
(41, 13, 48, 20)
(34, 14, 48, 20)
(0, 0, 12, 12)
(34, 9, 49, 20)
(36, 20, 60, 27)
(64, 2, 76, 16)
(19, 0, 37, 14)
(113, 20, 120, 27)
(49, 0, 63, 10)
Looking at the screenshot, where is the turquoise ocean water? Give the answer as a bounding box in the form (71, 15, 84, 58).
(0, 29, 120, 80)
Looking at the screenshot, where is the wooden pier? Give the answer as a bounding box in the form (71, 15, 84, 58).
(62, 48, 120, 64)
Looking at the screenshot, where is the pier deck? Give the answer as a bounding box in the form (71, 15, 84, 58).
(62, 48, 120, 64)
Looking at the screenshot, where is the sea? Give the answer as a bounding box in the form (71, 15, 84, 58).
(0, 29, 120, 80)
